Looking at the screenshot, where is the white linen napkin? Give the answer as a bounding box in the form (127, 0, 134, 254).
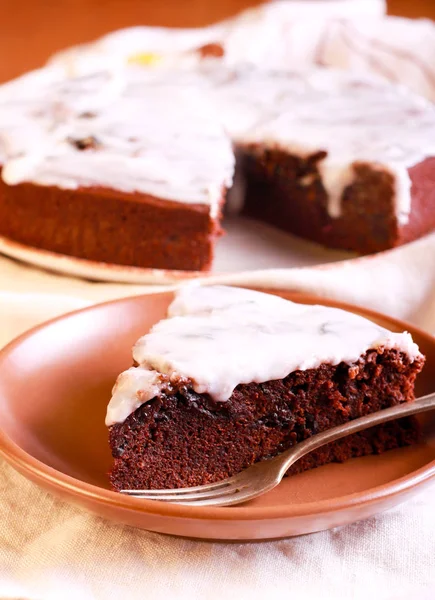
(0, 454, 433, 600)
(0, 234, 435, 599)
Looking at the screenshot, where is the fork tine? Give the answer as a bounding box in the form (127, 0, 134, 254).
(121, 481, 246, 502)
(176, 487, 253, 506)
(179, 482, 280, 507)
(121, 477, 235, 497)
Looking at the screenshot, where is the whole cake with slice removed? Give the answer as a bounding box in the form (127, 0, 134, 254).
(107, 285, 425, 491)
(1, 64, 435, 268)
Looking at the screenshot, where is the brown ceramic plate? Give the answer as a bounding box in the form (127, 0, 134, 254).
(0, 289, 434, 541)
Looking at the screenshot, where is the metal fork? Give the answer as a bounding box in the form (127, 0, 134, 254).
(121, 392, 435, 507)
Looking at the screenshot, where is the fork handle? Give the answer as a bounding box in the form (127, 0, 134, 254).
(276, 392, 435, 480)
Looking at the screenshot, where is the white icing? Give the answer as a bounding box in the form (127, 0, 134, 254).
(48, 3, 435, 115)
(315, 17, 435, 102)
(0, 66, 234, 208)
(49, 2, 386, 76)
(106, 285, 422, 426)
(106, 366, 162, 427)
(318, 161, 355, 218)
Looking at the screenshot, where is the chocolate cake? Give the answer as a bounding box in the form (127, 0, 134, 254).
(1, 63, 435, 268)
(107, 286, 425, 490)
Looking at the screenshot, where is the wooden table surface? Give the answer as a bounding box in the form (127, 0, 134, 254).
(0, 0, 434, 83)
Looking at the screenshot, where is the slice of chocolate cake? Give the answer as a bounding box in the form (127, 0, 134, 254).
(107, 285, 425, 490)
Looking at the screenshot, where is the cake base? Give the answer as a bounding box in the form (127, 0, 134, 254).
(0, 177, 225, 271)
(109, 348, 424, 490)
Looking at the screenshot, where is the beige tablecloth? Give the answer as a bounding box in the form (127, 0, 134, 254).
(0, 232, 435, 599)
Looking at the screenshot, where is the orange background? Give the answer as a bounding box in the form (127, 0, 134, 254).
(1, 0, 434, 83)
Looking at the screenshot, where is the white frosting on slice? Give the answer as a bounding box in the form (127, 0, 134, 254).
(106, 285, 422, 426)
(0, 66, 234, 207)
(106, 366, 163, 427)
